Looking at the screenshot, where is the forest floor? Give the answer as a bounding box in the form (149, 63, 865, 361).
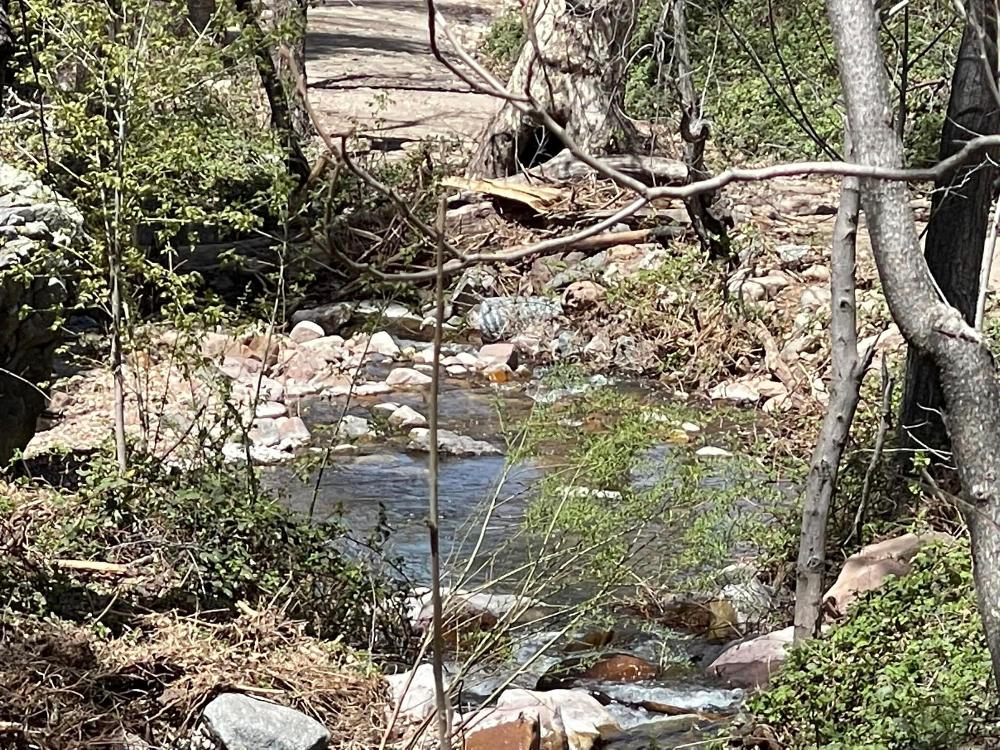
(305, 0, 501, 152)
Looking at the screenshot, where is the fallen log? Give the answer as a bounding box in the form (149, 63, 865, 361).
(524, 149, 689, 185)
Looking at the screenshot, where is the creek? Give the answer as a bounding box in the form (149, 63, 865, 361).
(269, 370, 749, 748)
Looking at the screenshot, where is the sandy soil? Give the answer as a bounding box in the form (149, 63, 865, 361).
(306, 0, 502, 151)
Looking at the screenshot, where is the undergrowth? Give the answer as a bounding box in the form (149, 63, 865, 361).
(1, 446, 409, 648)
(508, 371, 798, 593)
(749, 541, 997, 749)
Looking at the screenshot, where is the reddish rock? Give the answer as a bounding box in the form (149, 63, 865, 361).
(463, 711, 540, 750)
(707, 626, 794, 688)
(478, 343, 518, 369)
(824, 532, 952, 616)
(581, 654, 658, 682)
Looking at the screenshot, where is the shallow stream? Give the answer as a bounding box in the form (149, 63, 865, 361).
(269, 373, 748, 747)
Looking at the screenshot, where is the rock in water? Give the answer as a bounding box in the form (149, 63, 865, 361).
(201, 693, 330, 750)
(407, 428, 500, 456)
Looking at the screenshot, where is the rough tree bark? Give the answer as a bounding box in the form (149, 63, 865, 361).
(235, 0, 310, 185)
(899, 3, 999, 455)
(272, 0, 312, 143)
(672, 0, 729, 257)
(793, 154, 870, 641)
(466, 0, 638, 177)
(828, 0, 1000, 684)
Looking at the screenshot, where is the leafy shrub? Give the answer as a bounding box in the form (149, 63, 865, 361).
(479, 8, 525, 78)
(749, 542, 997, 749)
(625, 0, 958, 163)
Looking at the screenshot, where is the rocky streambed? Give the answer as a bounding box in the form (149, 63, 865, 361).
(222, 324, 774, 749)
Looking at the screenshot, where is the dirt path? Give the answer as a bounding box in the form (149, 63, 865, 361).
(306, 0, 501, 152)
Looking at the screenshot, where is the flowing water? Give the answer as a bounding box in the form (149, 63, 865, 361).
(269, 375, 749, 747)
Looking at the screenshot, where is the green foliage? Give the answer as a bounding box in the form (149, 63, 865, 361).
(749, 542, 997, 749)
(2, 447, 407, 647)
(511, 379, 793, 589)
(626, 0, 959, 162)
(479, 8, 525, 77)
(5, 0, 294, 315)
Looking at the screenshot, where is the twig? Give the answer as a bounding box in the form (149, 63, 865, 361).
(848, 355, 895, 544)
(976, 190, 1000, 328)
(426, 197, 451, 748)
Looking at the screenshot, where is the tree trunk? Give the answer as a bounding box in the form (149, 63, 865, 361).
(272, 0, 312, 143)
(793, 159, 868, 641)
(672, 0, 730, 258)
(899, 5, 999, 455)
(467, 0, 638, 177)
(235, 0, 310, 185)
(828, 0, 1000, 686)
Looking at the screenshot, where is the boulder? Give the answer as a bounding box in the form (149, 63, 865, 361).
(249, 418, 280, 447)
(824, 532, 952, 617)
(385, 664, 443, 724)
(462, 710, 540, 750)
(368, 330, 401, 357)
(0, 165, 81, 464)
(407, 588, 549, 633)
(288, 320, 325, 344)
(388, 405, 427, 429)
(707, 626, 794, 688)
(201, 693, 329, 750)
(407, 428, 501, 456)
(276, 416, 311, 449)
(386, 367, 433, 387)
(494, 688, 621, 750)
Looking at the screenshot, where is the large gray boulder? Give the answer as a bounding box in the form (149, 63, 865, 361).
(0, 165, 81, 465)
(201, 693, 330, 750)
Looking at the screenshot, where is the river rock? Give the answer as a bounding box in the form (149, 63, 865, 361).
(386, 367, 433, 387)
(249, 418, 280, 447)
(236, 373, 285, 403)
(776, 243, 810, 268)
(335, 415, 371, 440)
(255, 401, 287, 419)
(494, 688, 621, 750)
(462, 710, 540, 750)
(582, 654, 658, 683)
(369, 330, 400, 357)
(824, 532, 952, 617)
(407, 428, 501, 456)
(289, 320, 325, 344)
(300, 336, 346, 363)
(386, 664, 444, 724)
(719, 579, 773, 628)
(799, 286, 832, 311)
(276, 416, 311, 449)
(388, 404, 427, 429)
(407, 588, 549, 632)
(706, 626, 794, 688)
(201, 692, 329, 750)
